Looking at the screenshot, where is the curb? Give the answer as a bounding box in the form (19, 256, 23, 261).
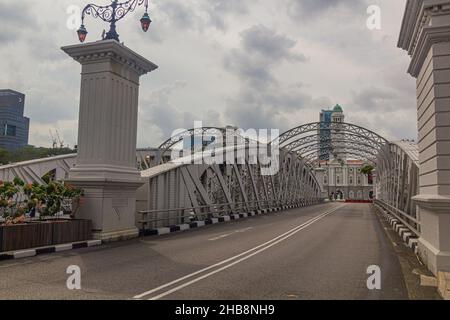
(373, 204, 418, 254)
(0, 240, 102, 261)
(140, 202, 311, 237)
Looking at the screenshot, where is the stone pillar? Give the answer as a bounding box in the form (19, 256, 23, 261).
(398, 1, 450, 276)
(62, 40, 158, 241)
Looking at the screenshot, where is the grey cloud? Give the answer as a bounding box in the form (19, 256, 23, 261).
(225, 87, 331, 131)
(352, 87, 398, 111)
(224, 50, 275, 88)
(139, 82, 223, 145)
(224, 25, 307, 89)
(154, 0, 253, 32)
(287, 0, 368, 20)
(158, 1, 199, 31)
(203, 0, 251, 30)
(0, 0, 416, 147)
(350, 110, 418, 141)
(0, 2, 38, 43)
(241, 25, 308, 62)
(223, 25, 329, 131)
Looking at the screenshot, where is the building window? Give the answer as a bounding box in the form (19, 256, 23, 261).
(336, 176, 340, 184)
(4, 124, 16, 137)
(324, 175, 328, 185)
(349, 176, 353, 185)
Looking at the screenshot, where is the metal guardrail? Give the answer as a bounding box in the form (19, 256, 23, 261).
(138, 198, 321, 231)
(373, 199, 420, 236)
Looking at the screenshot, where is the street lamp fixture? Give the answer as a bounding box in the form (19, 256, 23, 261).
(140, 12, 151, 32)
(77, 25, 88, 43)
(77, 0, 152, 43)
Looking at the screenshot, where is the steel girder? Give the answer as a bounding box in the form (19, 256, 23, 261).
(375, 141, 419, 227)
(283, 132, 385, 153)
(158, 127, 226, 151)
(138, 145, 322, 229)
(293, 140, 379, 158)
(275, 122, 389, 164)
(303, 149, 377, 165)
(279, 122, 388, 146)
(156, 127, 257, 165)
(0, 154, 77, 184)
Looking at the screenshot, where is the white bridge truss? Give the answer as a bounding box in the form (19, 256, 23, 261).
(375, 140, 420, 234)
(0, 123, 420, 235)
(136, 144, 322, 230)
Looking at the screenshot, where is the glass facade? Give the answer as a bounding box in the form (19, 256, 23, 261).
(0, 89, 30, 151)
(319, 110, 333, 160)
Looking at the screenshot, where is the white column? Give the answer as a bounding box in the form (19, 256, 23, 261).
(398, 1, 450, 278)
(62, 40, 158, 241)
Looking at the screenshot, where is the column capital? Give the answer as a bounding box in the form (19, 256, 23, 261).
(62, 40, 158, 76)
(398, 0, 450, 77)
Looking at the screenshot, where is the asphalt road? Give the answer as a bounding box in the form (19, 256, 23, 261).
(0, 203, 421, 300)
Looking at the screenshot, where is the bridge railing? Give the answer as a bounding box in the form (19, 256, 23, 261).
(373, 199, 420, 236)
(138, 198, 319, 232)
(374, 140, 420, 235)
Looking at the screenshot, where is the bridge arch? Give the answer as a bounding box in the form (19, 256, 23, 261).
(275, 122, 390, 166)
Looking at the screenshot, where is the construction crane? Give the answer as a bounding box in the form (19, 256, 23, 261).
(55, 130, 65, 149)
(49, 129, 58, 149)
(49, 129, 66, 149)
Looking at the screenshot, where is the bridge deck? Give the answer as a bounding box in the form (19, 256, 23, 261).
(0, 203, 436, 300)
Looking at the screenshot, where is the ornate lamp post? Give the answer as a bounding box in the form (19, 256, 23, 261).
(77, 0, 152, 43)
(63, 0, 158, 241)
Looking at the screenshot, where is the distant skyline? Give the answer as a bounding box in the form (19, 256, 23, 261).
(0, 0, 416, 148)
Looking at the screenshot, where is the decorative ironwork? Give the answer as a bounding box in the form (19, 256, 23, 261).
(77, 0, 151, 43)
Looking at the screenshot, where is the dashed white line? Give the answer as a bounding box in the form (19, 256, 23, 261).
(208, 227, 253, 241)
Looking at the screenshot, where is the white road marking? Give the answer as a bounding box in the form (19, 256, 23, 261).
(208, 234, 232, 241)
(208, 227, 253, 241)
(133, 204, 343, 300)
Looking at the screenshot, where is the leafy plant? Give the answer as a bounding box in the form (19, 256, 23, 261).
(0, 178, 83, 225)
(360, 164, 374, 176)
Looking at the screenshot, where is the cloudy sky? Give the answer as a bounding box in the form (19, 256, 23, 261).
(0, 0, 416, 148)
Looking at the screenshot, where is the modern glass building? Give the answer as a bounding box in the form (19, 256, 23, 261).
(318, 109, 334, 161)
(318, 105, 345, 161)
(0, 89, 30, 151)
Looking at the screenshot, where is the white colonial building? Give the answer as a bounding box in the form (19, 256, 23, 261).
(314, 159, 374, 200)
(315, 105, 374, 200)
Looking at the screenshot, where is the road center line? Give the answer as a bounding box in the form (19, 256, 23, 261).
(208, 227, 254, 241)
(133, 204, 342, 300)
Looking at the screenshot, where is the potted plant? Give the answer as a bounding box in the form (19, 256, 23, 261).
(0, 178, 89, 252)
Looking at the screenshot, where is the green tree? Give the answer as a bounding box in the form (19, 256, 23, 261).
(360, 164, 374, 176)
(0, 146, 76, 165)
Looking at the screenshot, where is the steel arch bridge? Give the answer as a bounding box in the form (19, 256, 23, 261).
(0, 122, 420, 235)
